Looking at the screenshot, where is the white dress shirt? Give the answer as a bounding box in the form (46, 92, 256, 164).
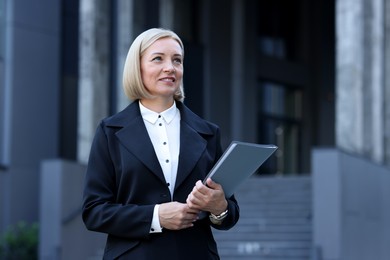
(139, 101, 180, 233)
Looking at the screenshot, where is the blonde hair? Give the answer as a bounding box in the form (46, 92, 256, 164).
(123, 28, 185, 102)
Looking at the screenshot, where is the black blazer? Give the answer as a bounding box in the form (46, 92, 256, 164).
(82, 101, 239, 260)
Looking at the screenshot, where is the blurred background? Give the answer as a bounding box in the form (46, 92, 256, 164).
(0, 0, 389, 259)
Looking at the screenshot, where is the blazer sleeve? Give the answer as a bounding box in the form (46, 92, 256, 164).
(82, 122, 154, 240)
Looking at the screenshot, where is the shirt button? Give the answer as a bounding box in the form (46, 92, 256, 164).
(159, 123, 162, 126)
(151, 228, 155, 232)
(167, 182, 170, 186)
(158, 115, 161, 118)
(165, 159, 169, 163)
(163, 142, 167, 145)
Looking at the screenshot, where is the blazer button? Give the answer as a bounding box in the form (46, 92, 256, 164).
(161, 194, 168, 198)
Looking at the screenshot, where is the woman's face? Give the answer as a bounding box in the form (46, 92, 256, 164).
(140, 37, 183, 100)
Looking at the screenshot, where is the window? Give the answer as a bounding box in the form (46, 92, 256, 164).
(257, 0, 304, 63)
(256, 0, 307, 174)
(258, 81, 303, 174)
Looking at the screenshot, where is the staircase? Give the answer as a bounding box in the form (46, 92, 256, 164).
(213, 175, 312, 260)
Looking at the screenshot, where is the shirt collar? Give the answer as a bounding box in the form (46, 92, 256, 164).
(139, 101, 178, 125)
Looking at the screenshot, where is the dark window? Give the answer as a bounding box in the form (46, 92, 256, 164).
(258, 81, 303, 174)
(257, 0, 304, 63)
(256, 0, 306, 174)
(59, 0, 79, 160)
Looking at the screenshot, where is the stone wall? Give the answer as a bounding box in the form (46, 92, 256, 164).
(312, 149, 390, 260)
(39, 159, 105, 260)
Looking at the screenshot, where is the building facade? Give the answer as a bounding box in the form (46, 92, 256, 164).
(1, 0, 390, 259)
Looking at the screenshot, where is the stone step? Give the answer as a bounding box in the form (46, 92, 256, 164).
(239, 203, 311, 209)
(213, 232, 312, 241)
(223, 224, 312, 233)
(234, 216, 311, 224)
(214, 176, 312, 260)
(237, 197, 312, 205)
(238, 175, 311, 188)
(216, 241, 311, 258)
(240, 209, 311, 218)
(225, 222, 311, 234)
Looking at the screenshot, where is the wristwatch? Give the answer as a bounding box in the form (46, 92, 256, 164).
(209, 209, 228, 224)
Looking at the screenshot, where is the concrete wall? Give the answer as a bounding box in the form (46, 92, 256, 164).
(0, 0, 61, 233)
(312, 149, 390, 260)
(40, 159, 105, 260)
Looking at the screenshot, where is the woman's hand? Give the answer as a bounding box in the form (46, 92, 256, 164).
(158, 202, 200, 230)
(186, 178, 228, 215)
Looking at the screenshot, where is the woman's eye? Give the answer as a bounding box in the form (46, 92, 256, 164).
(152, 56, 162, 61)
(173, 58, 182, 64)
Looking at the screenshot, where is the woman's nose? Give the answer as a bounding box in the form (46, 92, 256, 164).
(164, 62, 175, 73)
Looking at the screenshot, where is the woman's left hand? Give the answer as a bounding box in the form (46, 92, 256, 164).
(186, 178, 228, 215)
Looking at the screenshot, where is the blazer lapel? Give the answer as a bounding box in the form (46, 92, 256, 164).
(107, 102, 166, 184)
(174, 102, 214, 191)
(174, 121, 207, 190)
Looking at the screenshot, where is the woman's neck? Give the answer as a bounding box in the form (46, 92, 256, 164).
(140, 98, 174, 113)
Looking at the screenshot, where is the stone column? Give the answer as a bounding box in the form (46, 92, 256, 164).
(336, 0, 365, 155)
(336, 0, 385, 163)
(385, 0, 390, 165)
(363, 0, 384, 163)
(78, 0, 110, 163)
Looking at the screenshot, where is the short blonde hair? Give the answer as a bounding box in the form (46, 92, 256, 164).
(123, 28, 185, 102)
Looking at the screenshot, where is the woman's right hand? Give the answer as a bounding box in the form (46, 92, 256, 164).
(158, 202, 200, 230)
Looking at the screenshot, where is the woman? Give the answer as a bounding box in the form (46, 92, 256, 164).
(82, 28, 239, 260)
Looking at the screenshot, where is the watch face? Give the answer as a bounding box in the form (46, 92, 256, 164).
(209, 215, 223, 224)
(210, 209, 228, 220)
